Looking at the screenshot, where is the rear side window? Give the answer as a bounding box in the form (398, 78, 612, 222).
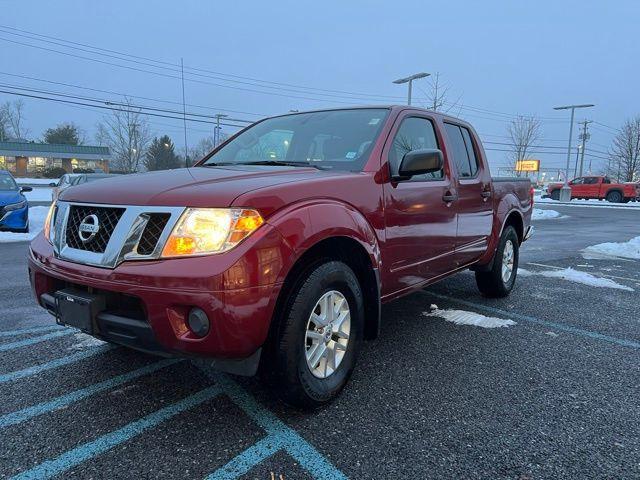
(389, 117, 442, 181)
(444, 123, 479, 178)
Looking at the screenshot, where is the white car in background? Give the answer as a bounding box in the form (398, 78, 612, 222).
(50, 173, 118, 201)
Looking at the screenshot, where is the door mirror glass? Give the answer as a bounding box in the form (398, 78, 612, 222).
(398, 149, 444, 178)
(20, 186, 33, 193)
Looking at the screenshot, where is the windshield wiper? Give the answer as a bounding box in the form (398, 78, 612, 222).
(235, 160, 327, 170)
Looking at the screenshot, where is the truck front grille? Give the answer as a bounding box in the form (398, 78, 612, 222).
(65, 205, 125, 253)
(136, 213, 171, 255)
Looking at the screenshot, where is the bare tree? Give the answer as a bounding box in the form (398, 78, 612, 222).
(507, 115, 541, 175)
(0, 99, 30, 139)
(95, 98, 152, 173)
(420, 73, 461, 113)
(607, 116, 640, 182)
(189, 135, 216, 161)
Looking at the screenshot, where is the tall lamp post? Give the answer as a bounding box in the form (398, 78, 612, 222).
(214, 114, 228, 147)
(393, 72, 430, 106)
(553, 103, 594, 201)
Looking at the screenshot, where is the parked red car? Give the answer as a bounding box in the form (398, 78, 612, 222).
(544, 176, 639, 203)
(29, 106, 532, 407)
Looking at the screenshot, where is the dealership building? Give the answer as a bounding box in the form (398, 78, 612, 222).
(0, 141, 111, 177)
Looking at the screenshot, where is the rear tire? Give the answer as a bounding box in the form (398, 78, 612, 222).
(475, 226, 519, 298)
(606, 191, 623, 203)
(268, 261, 364, 409)
(550, 189, 560, 200)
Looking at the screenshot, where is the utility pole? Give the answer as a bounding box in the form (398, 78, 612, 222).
(393, 72, 430, 106)
(577, 120, 592, 177)
(213, 114, 228, 147)
(574, 145, 581, 178)
(553, 104, 595, 201)
(181, 58, 189, 168)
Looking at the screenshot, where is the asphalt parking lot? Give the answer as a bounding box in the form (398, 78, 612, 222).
(1, 204, 639, 479)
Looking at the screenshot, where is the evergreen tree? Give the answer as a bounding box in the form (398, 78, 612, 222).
(144, 135, 181, 171)
(43, 123, 83, 145)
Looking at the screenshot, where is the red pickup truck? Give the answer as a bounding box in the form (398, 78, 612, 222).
(545, 176, 639, 203)
(29, 106, 533, 407)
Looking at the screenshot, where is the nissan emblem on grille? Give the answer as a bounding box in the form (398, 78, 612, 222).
(78, 214, 100, 243)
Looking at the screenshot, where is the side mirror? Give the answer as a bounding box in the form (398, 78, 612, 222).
(397, 149, 444, 179)
(49, 182, 57, 187)
(20, 186, 33, 193)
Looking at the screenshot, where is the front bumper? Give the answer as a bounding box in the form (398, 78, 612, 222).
(28, 225, 293, 369)
(0, 204, 28, 231)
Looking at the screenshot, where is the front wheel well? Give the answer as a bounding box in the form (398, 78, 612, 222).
(272, 237, 380, 343)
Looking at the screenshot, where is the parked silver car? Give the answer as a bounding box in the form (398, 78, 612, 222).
(50, 173, 118, 201)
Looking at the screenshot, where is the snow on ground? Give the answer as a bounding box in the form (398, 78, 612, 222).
(583, 236, 640, 260)
(532, 208, 565, 220)
(0, 206, 48, 243)
(538, 267, 634, 291)
(24, 187, 53, 203)
(535, 195, 640, 209)
(67, 332, 107, 351)
(517, 268, 534, 276)
(15, 177, 58, 185)
(424, 304, 516, 329)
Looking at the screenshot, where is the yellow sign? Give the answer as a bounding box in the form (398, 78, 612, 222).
(515, 159, 540, 172)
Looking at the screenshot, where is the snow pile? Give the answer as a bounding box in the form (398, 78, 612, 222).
(16, 177, 58, 185)
(517, 268, 534, 277)
(0, 206, 48, 243)
(424, 304, 516, 329)
(583, 236, 640, 260)
(532, 208, 563, 220)
(68, 332, 106, 350)
(539, 267, 634, 292)
(24, 188, 54, 203)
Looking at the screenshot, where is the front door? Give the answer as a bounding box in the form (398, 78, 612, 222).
(382, 114, 458, 296)
(443, 123, 493, 264)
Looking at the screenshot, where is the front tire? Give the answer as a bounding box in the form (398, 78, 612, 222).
(269, 261, 364, 408)
(606, 191, 623, 203)
(550, 189, 560, 200)
(475, 226, 519, 298)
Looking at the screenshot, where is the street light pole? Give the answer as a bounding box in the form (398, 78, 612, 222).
(553, 104, 594, 201)
(393, 72, 430, 106)
(213, 114, 228, 147)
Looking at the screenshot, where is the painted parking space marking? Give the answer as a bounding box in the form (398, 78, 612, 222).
(0, 344, 114, 383)
(424, 291, 640, 350)
(205, 373, 347, 480)
(0, 359, 179, 428)
(0, 329, 73, 353)
(10, 385, 223, 480)
(0, 325, 62, 338)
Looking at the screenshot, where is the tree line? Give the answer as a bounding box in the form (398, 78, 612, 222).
(0, 98, 220, 174)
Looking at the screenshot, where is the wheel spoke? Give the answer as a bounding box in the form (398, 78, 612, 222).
(306, 331, 324, 342)
(333, 310, 349, 330)
(308, 343, 327, 369)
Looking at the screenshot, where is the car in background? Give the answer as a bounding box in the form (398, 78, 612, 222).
(544, 175, 640, 203)
(50, 173, 119, 201)
(0, 170, 32, 233)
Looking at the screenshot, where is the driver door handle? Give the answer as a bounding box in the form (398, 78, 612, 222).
(481, 190, 492, 198)
(442, 191, 458, 203)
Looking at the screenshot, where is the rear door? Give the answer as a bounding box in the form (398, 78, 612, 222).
(443, 123, 493, 264)
(382, 113, 457, 295)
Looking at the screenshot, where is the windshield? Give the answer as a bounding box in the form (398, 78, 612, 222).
(201, 108, 389, 171)
(0, 175, 18, 191)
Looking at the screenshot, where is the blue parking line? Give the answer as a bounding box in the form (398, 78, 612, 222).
(0, 330, 73, 353)
(207, 373, 347, 480)
(0, 345, 114, 384)
(207, 436, 284, 480)
(425, 292, 640, 350)
(0, 359, 180, 428)
(0, 325, 62, 338)
(10, 385, 223, 480)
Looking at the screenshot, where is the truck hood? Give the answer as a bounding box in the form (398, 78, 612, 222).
(59, 166, 340, 208)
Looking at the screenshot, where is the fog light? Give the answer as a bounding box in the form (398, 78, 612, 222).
(187, 308, 210, 338)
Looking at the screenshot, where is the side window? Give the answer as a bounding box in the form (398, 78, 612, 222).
(389, 117, 442, 181)
(584, 177, 598, 185)
(571, 178, 584, 185)
(603, 177, 611, 184)
(444, 123, 473, 178)
(460, 127, 479, 177)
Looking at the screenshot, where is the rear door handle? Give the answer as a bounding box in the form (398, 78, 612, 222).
(481, 190, 492, 198)
(442, 192, 458, 203)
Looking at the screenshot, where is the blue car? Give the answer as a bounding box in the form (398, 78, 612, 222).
(0, 171, 32, 233)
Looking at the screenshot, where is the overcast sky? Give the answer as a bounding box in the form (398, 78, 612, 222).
(2, 0, 638, 174)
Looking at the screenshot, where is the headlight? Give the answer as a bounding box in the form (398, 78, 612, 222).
(43, 201, 57, 243)
(161, 208, 264, 257)
(4, 200, 27, 211)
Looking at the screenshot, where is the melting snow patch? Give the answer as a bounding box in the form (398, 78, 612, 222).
(532, 208, 564, 220)
(424, 304, 516, 329)
(583, 236, 640, 260)
(68, 332, 106, 350)
(539, 268, 634, 291)
(517, 268, 534, 277)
